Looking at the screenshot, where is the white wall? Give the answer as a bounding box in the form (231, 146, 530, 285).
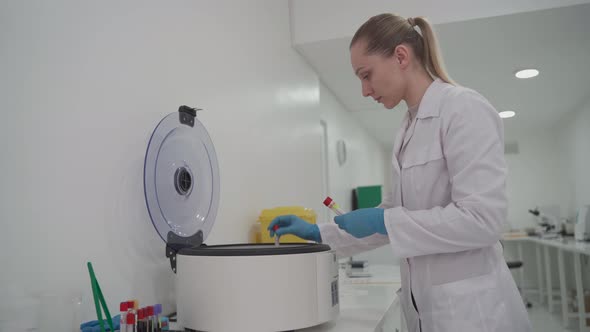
(317, 84, 395, 264)
(0, 1, 389, 329)
(503, 96, 590, 232)
(556, 97, 590, 214)
(504, 131, 571, 230)
(318, 85, 390, 215)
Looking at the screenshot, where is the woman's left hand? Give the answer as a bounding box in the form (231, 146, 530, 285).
(334, 208, 386, 238)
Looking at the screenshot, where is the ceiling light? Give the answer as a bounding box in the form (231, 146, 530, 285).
(515, 69, 539, 79)
(499, 110, 516, 119)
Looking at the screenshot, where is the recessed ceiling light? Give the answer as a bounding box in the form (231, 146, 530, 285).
(515, 69, 539, 79)
(499, 110, 516, 119)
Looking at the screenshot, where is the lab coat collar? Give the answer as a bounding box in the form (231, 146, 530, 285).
(392, 78, 448, 174)
(416, 78, 447, 119)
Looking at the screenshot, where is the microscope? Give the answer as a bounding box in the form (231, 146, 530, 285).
(528, 207, 560, 239)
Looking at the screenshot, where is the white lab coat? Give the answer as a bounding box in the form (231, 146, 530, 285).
(319, 79, 532, 332)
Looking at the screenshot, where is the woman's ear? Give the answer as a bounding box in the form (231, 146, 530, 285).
(394, 45, 410, 69)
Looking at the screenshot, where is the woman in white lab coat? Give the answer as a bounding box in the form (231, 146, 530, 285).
(269, 14, 531, 332)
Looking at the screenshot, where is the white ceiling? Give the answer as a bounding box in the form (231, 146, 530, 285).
(292, 3, 590, 148)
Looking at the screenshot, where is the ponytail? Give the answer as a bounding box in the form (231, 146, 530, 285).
(412, 17, 454, 85)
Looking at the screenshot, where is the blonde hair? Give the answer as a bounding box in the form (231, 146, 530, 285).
(350, 14, 454, 85)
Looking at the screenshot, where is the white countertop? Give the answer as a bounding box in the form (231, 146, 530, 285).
(503, 234, 590, 255)
(296, 264, 402, 332)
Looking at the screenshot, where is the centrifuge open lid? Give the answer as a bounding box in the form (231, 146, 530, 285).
(143, 106, 220, 272)
(144, 106, 332, 273)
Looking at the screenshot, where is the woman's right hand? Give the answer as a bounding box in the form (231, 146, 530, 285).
(267, 215, 322, 243)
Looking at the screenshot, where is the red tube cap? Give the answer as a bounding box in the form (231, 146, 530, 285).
(126, 313, 135, 324)
(120, 302, 129, 312)
(147, 306, 154, 316)
(323, 197, 333, 206)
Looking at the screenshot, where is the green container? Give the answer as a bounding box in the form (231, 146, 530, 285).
(354, 185, 382, 209)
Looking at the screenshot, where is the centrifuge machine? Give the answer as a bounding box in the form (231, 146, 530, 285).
(143, 106, 339, 331)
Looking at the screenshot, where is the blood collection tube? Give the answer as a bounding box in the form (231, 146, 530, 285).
(120, 302, 129, 332)
(126, 312, 136, 332)
(323, 196, 345, 215)
(273, 225, 280, 246)
(147, 306, 155, 332)
(137, 308, 146, 332)
(127, 300, 136, 322)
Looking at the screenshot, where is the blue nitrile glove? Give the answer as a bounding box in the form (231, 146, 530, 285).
(334, 208, 386, 238)
(80, 314, 120, 332)
(268, 215, 322, 243)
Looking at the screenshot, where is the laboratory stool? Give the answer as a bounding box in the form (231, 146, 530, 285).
(507, 260, 533, 308)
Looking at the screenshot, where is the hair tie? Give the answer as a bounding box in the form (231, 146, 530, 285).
(407, 17, 416, 27)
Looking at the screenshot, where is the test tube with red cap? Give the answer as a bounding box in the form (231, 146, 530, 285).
(127, 300, 136, 322)
(126, 312, 136, 332)
(120, 302, 129, 332)
(323, 196, 345, 215)
(273, 225, 280, 246)
(137, 308, 146, 332)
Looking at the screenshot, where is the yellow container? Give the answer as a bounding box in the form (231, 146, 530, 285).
(257, 206, 317, 243)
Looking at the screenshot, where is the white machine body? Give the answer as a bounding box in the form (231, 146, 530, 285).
(575, 205, 590, 241)
(176, 249, 339, 332)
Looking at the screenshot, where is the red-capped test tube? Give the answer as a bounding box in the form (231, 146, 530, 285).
(120, 302, 129, 332)
(273, 225, 280, 246)
(127, 300, 136, 322)
(323, 196, 345, 216)
(137, 308, 146, 332)
(147, 306, 155, 332)
(126, 312, 136, 332)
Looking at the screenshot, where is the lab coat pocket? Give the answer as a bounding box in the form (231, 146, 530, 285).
(426, 273, 508, 332)
(402, 144, 444, 168)
(401, 145, 447, 207)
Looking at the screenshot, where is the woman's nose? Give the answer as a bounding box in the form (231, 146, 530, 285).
(362, 82, 373, 97)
